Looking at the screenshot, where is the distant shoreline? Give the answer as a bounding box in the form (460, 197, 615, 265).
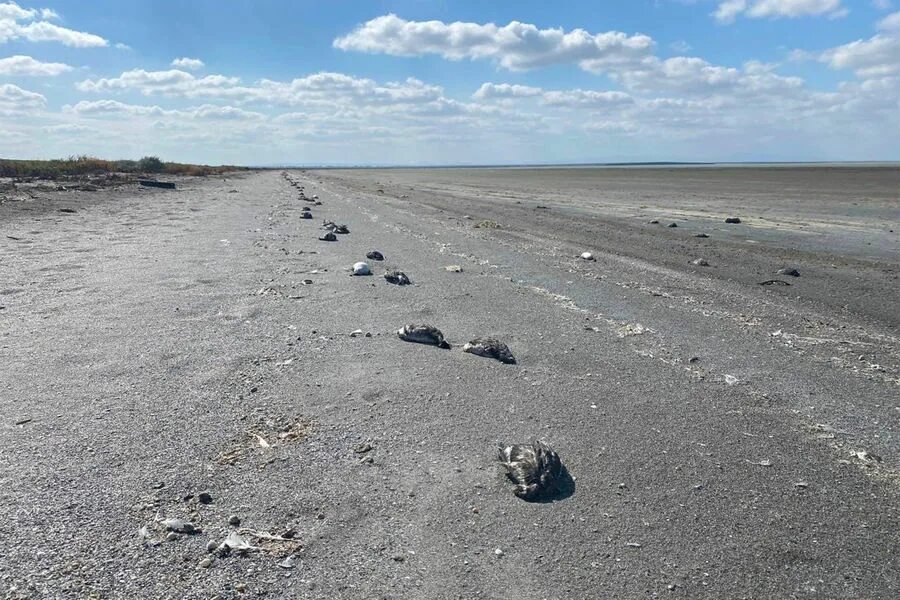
(269, 161, 900, 170)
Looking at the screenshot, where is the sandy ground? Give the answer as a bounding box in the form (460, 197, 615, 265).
(1, 167, 898, 599)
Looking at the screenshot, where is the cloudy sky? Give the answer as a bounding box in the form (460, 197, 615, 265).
(1, 0, 898, 165)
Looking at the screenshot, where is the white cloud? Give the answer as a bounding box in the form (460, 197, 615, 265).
(0, 2, 108, 46)
(171, 57, 204, 70)
(878, 10, 900, 29)
(473, 83, 543, 99)
(42, 123, 94, 134)
(0, 82, 45, 114)
(807, 14, 900, 79)
(76, 69, 445, 109)
(714, 0, 847, 23)
(540, 89, 634, 107)
(0, 54, 71, 75)
(333, 14, 654, 73)
(66, 99, 266, 121)
(76, 69, 241, 96)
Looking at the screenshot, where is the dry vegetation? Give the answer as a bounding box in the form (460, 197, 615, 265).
(0, 155, 247, 179)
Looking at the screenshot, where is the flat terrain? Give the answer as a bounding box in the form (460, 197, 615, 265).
(1, 166, 898, 599)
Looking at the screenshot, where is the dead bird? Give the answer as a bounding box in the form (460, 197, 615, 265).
(323, 220, 350, 234)
(366, 250, 385, 261)
(319, 231, 337, 242)
(498, 440, 563, 500)
(397, 324, 450, 349)
(384, 270, 411, 285)
(463, 337, 516, 364)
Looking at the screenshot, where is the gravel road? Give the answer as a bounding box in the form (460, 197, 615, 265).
(1, 167, 898, 599)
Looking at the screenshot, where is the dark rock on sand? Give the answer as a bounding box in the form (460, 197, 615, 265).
(366, 251, 385, 261)
(777, 267, 801, 277)
(725, 217, 742, 224)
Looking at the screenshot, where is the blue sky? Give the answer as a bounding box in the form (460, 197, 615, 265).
(1, 0, 898, 165)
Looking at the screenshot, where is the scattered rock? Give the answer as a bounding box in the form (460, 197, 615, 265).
(776, 267, 800, 277)
(580, 252, 595, 261)
(199, 557, 214, 568)
(354, 442, 373, 454)
(350, 329, 364, 337)
(691, 258, 710, 266)
(228, 515, 241, 526)
(278, 555, 297, 569)
(366, 251, 385, 261)
(165, 532, 180, 542)
(58, 208, 76, 214)
(197, 492, 213, 505)
(649, 219, 660, 224)
(759, 279, 791, 286)
(668, 222, 678, 228)
(206, 539, 219, 553)
(445, 265, 463, 272)
(695, 233, 709, 238)
(725, 217, 742, 224)
(319, 231, 337, 242)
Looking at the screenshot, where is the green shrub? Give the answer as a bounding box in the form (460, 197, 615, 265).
(137, 156, 165, 173)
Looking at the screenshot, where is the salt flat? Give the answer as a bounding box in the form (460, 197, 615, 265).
(1, 167, 897, 598)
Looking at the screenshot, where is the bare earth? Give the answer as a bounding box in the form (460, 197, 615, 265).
(1, 166, 898, 599)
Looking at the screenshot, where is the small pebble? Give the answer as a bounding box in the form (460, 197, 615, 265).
(494, 548, 503, 556)
(199, 557, 214, 569)
(198, 492, 213, 504)
(235, 583, 246, 593)
(228, 515, 241, 526)
(165, 532, 180, 542)
(206, 539, 219, 553)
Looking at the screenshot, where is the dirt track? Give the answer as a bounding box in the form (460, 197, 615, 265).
(1, 167, 898, 599)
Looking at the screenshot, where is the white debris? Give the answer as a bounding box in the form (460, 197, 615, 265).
(352, 262, 371, 276)
(724, 374, 739, 386)
(616, 323, 650, 337)
(580, 252, 595, 261)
